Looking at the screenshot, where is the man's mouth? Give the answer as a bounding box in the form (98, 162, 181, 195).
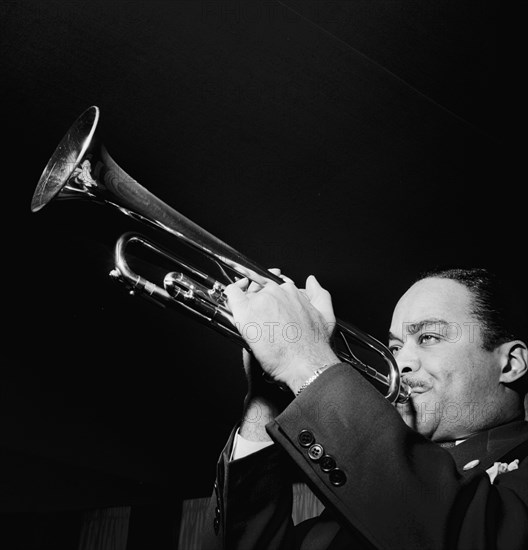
(408, 387, 430, 395)
(402, 377, 432, 395)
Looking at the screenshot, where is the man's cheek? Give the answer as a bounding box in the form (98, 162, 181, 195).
(414, 398, 443, 427)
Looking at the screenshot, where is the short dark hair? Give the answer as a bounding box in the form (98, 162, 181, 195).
(415, 267, 525, 352)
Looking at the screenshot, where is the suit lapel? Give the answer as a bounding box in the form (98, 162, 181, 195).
(445, 420, 528, 476)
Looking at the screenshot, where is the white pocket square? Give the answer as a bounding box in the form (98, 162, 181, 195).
(486, 459, 520, 482)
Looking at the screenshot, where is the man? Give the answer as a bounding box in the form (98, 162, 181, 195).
(202, 268, 528, 549)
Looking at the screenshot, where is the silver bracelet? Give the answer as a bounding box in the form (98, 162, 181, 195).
(296, 364, 333, 396)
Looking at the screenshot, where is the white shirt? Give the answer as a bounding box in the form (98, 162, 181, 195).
(230, 428, 274, 460)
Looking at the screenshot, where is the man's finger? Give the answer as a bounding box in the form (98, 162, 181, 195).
(279, 273, 294, 284)
(248, 268, 282, 293)
(224, 281, 248, 317)
(234, 277, 250, 290)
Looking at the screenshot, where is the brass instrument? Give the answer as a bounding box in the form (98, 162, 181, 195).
(31, 106, 410, 404)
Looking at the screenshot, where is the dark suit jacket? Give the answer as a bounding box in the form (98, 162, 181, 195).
(202, 363, 528, 550)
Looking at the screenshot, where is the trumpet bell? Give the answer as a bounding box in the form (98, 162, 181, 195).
(31, 106, 100, 213)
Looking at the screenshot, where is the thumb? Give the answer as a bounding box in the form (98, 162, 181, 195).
(305, 274, 324, 300)
(305, 275, 336, 326)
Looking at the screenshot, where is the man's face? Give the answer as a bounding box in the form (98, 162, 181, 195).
(389, 277, 503, 441)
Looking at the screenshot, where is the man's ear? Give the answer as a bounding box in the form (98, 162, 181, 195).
(498, 341, 528, 384)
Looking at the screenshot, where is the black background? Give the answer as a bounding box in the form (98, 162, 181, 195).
(1, 0, 522, 545)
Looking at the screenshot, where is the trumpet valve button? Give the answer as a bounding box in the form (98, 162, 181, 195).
(209, 282, 227, 304)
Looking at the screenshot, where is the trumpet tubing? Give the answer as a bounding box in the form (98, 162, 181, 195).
(31, 106, 411, 404)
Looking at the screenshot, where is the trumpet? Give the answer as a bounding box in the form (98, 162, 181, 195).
(31, 106, 410, 404)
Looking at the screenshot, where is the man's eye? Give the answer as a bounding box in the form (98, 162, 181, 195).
(389, 344, 401, 355)
(419, 334, 440, 345)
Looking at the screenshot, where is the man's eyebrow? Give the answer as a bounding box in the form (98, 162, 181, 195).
(388, 318, 451, 341)
(388, 331, 402, 342)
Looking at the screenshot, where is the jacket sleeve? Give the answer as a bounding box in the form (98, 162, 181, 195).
(201, 425, 296, 550)
(266, 363, 528, 550)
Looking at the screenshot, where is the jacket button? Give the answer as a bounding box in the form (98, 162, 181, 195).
(298, 429, 315, 447)
(320, 454, 336, 472)
(213, 517, 220, 534)
(463, 459, 480, 470)
(329, 468, 347, 486)
(308, 443, 324, 461)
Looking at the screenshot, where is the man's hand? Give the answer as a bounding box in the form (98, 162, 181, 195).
(225, 273, 339, 394)
(237, 269, 292, 441)
(240, 269, 291, 399)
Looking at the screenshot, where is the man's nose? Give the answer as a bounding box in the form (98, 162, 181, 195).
(396, 345, 420, 374)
